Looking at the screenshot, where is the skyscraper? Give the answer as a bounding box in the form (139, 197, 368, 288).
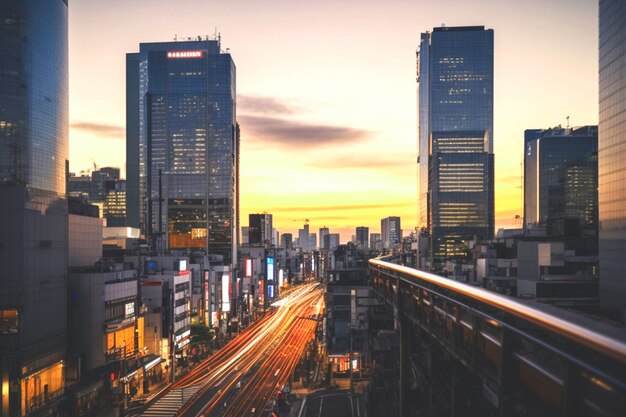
(0, 1, 68, 416)
(319, 227, 329, 250)
(599, 1, 626, 316)
(356, 226, 369, 248)
(298, 223, 310, 251)
(417, 26, 494, 263)
(381, 217, 402, 249)
(126, 38, 238, 263)
(249, 213, 273, 245)
(524, 126, 598, 240)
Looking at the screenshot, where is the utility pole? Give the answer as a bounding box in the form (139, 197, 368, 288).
(170, 287, 176, 383)
(349, 326, 354, 395)
(121, 340, 127, 415)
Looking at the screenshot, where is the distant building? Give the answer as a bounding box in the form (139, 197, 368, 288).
(281, 233, 293, 250)
(356, 226, 369, 249)
(599, 0, 626, 317)
(369, 233, 382, 251)
(249, 213, 273, 245)
(68, 173, 91, 200)
(308, 233, 317, 251)
(323, 233, 341, 252)
(524, 126, 597, 241)
(418, 26, 494, 262)
(103, 179, 127, 227)
(298, 223, 311, 251)
(319, 227, 330, 250)
(90, 167, 120, 202)
(381, 217, 402, 249)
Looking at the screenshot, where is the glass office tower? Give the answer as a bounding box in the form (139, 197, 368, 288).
(127, 39, 238, 263)
(417, 26, 494, 264)
(599, 1, 626, 316)
(524, 126, 598, 240)
(0, 1, 68, 416)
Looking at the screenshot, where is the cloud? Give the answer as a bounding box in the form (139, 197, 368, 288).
(269, 202, 412, 213)
(238, 95, 295, 115)
(71, 122, 124, 138)
(308, 154, 413, 171)
(239, 115, 371, 148)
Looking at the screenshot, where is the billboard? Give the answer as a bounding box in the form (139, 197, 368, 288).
(222, 273, 230, 312)
(266, 257, 274, 282)
(245, 259, 252, 277)
(278, 269, 284, 288)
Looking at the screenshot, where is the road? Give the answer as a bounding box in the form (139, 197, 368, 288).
(141, 282, 323, 417)
(302, 392, 355, 417)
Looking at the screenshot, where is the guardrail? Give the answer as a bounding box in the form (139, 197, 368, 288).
(369, 256, 626, 417)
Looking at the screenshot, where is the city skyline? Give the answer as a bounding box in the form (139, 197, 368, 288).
(68, 0, 597, 241)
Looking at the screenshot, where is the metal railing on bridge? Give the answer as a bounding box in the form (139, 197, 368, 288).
(369, 256, 626, 417)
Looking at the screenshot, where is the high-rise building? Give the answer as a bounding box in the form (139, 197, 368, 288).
(370, 233, 382, 250)
(417, 26, 494, 262)
(319, 227, 329, 250)
(308, 233, 317, 251)
(249, 213, 273, 245)
(90, 166, 120, 203)
(381, 217, 402, 249)
(0, 1, 68, 416)
(356, 226, 369, 248)
(323, 233, 341, 251)
(281, 233, 293, 250)
(103, 179, 127, 227)
(298, 223, 310, 251)
(524, 126, 598, 240)
(67, 173, 91, 200)
(126, 38, 238, 263)
(599, 1, 626, 316)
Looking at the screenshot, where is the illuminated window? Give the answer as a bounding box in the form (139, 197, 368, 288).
(0, 309, 18, 334)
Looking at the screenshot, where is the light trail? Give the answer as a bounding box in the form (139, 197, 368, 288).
(154, 282, 322, 417)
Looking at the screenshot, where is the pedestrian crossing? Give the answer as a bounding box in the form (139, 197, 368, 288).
(141, 384, 202, 417)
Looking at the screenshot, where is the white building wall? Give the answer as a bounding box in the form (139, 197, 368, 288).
(68, 214, 103, 267)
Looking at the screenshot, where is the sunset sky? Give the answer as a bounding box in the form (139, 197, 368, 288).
(68, 0, 598, 242)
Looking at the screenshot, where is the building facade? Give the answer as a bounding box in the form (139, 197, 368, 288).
(319, 227, 329, 250)
(0, 1, 68, 416)
(355, 227, 369, 249)
(524, 126, 598, 240)
(248, 213, 272, 246)
(103, 179, 127, 227)
(381, 217, 401, 249)
(126, 38, 238, 263)
(599, 0, 626, 316)
(417, 26, 494, 263)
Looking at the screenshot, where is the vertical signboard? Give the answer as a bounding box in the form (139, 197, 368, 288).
(266, 257, 275, 300)
(204, 271, 209, 325)
(245, 259, 252, 277)
(222, 273, 230, 312)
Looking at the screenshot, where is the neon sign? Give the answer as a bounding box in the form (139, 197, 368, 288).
(167, 50, 203, 59)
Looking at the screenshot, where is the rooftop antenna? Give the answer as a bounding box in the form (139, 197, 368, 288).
(566, 115, 570, 128)
(174, 34, 177, 41)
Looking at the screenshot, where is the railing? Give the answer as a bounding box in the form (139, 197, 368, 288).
(369, 256, 626, 417)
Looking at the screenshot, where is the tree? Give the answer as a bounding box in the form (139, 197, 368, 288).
(189, 323, 215, 351)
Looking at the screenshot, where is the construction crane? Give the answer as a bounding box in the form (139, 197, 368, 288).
(292, 218, 310, 224)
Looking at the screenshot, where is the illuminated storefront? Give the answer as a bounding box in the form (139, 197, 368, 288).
(20, 361, 64, 416)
